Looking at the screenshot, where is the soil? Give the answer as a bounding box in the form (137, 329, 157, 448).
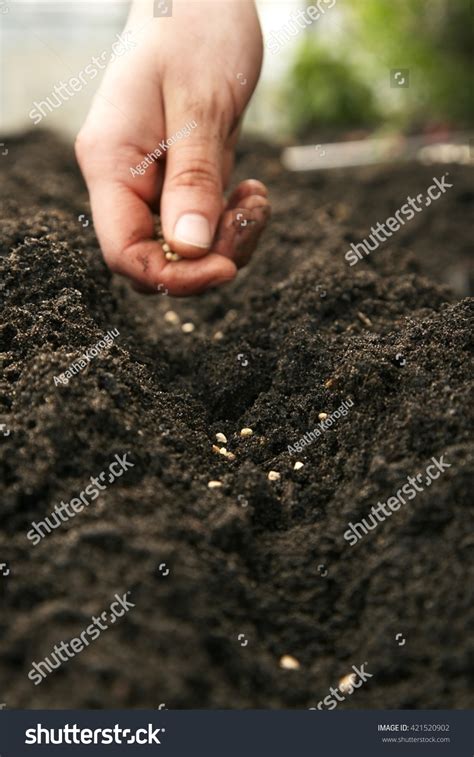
(0, 130, 473, 710)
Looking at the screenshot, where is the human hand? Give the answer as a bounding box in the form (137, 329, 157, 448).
(75, 0, 270, 296)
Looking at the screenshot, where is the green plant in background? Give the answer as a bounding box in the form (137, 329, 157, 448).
(285, 0, 473, 136)
(284, 38, 381, 137)
(352, 0, 474, 126)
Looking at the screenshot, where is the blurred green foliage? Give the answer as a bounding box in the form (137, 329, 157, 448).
(284, 39, 380, 135)
(286, 0, 473, 135)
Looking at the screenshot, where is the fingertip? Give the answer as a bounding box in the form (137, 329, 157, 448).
(170, 212, 213, 258)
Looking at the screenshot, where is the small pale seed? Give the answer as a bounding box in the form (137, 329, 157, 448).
(216, 432, 228, 444)
(212, 445, 221, 454)
(219, 447, 228, 456)
(208, 480, 222, 489)
(294, 461, 304, 470)
(240, 427, 253, 438)
(226, 452, 236, 462)
(279, 655, 300, 670)
(268, 470, 280, 481)
(357, 311, 372, 327)
(339, 673, 356, 692)
(164, 310, 180, 325)
(181, 322, 195, 334)
(213, 331, 224, 340)
(162, 242, 171, 253)
(318, 412, 328, 421)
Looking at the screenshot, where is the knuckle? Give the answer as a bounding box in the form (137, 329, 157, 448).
(170, 156, 220, 192)
(74, 128, 99, 166)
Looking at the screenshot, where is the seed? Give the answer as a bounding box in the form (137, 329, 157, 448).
(294, 461, 304, 470)
(217, 446, 236, 462)
(212, 445, 221, 454)
(162, 242, 171, 253)
(208, 480, 222, 489)
(164, 310, 180, 325)
(357, 311, 372, 327)
(318, 412, 328, 421)
(165, 250, 181, 262)
(213, 331, 224, 340)
(339, 673, 356, 692)
(181, 322, 195, 333)
(240, 427, 253, 438)
(279, 655, 300, 670)
(216, 432, 227, 444)
(268, 470, 280, 481)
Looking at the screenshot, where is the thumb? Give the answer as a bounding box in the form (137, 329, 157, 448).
(160, 114, 225, 258)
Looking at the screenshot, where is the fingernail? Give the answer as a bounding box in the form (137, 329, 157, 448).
(174, 213, 212, 248)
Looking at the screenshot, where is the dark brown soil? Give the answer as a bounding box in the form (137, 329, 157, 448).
(0, 130, 473, 709)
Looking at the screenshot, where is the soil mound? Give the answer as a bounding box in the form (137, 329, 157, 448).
(0, 131, 472, 708)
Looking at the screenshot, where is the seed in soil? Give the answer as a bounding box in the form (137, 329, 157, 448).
(240, 427, 253, 438)
(217, 446, 236, 462)
(268, 471, 280, 481)
(208, 480, 222, 489)
(164, 310, 180, 325)
(294, 461, 304, 470)
(339, 673, 356, 692)
(318, 412, 328, 421)
(181, 322, 195, 334)
(357, 311, 372, 327)
(216, 433, 228, 444)
(279, 655, 300, 670)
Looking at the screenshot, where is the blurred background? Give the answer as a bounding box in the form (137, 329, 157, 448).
(1, 0, 473, 141)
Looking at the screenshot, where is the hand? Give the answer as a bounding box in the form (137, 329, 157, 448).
(75, 0, 270, 296)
